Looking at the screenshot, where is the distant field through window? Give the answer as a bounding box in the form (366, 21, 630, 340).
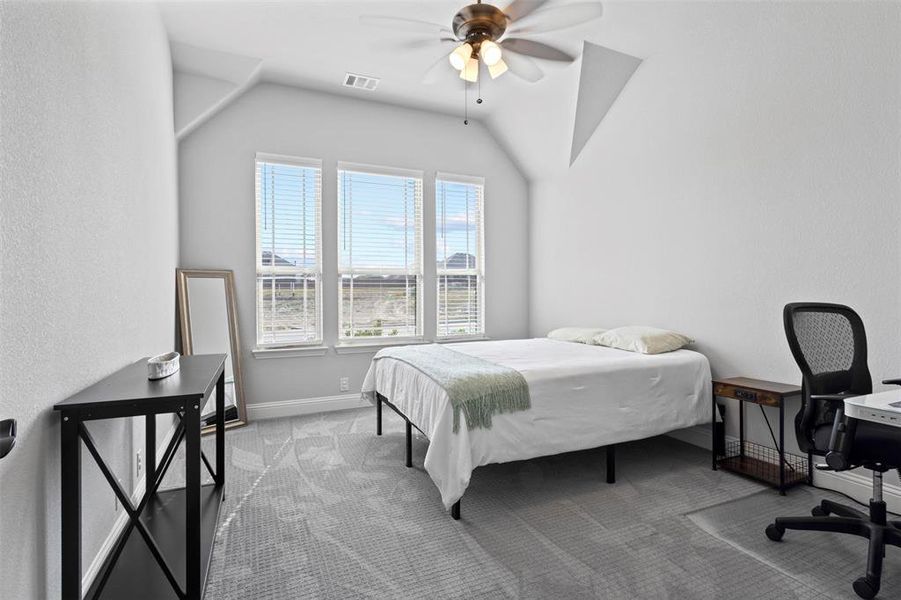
(255, 154, 322, 347)
(337, 163, 423, 342)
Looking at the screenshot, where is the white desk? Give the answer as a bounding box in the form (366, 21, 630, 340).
(845, 390, 901, 428)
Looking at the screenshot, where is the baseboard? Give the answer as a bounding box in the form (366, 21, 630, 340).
(666, 424, 713, 450)
(82, 421, 179, 596)
(246, 393, 368, 421)
(667, 425, 901, 512)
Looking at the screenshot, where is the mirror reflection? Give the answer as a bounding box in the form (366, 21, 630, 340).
(176, 269, 247, 431)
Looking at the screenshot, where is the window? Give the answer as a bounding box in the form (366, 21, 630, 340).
(436, 173, 484, 338)
(338, 163, 423, 341)
(255, 154, 322, 347)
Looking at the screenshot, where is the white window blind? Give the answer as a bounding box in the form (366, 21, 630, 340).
(338, 163, 423, 341)
(255, 154, 322, 347)
(436, 173, 484, 338)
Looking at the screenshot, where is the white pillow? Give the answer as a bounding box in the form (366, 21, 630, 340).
(593, 326, 693, 354)
(547, 327, 607, 344)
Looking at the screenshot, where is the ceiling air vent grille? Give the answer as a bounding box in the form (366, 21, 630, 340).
(343, 73, 379, 91)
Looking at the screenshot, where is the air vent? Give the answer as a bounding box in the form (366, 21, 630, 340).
(343, 73, 379, 91)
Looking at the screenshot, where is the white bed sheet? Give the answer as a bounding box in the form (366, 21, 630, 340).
(361, 338, 712, 509)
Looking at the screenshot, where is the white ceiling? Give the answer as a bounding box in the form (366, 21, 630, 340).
(158, 1, 712, 180)
(160, 2, 599, 115)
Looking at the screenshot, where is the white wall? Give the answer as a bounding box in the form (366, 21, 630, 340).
(178, 83, 529, 404)
(529, 1, 901, 469)
(174, 70, 237, 135)
(0, 2, 178, 597)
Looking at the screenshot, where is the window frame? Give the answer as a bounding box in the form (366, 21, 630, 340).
(336, 161, 425, 345)
(435, 172, 486, 340)
(254, 152, 324, 350)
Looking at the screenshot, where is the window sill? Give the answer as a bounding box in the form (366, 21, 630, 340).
(252, 345, 329, 359)
(334, 338, 428, 355)
(437, 335, 490, 343)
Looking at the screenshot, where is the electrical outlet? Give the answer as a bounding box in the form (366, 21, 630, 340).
(339, 377, 350, 392)
(136, 449, 142, 480)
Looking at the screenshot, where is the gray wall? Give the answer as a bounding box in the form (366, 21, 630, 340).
(0, 2, 178, 597)
(528, 2, 901, 467)
(178, 82, 529, 404)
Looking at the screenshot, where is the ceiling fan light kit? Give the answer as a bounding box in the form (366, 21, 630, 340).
(449, 42, 473, 70)
(459, 57, 480, 82)
(361, 0, 604, 122)
(488, 58, 508, 79)
(479, 40, 503, 66)
(447, 1, 509, 83)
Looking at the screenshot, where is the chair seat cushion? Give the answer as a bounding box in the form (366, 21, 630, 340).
(813, 420, 901, 468)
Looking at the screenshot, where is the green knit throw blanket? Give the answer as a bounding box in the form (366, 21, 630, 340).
(374, 344, 531, 433)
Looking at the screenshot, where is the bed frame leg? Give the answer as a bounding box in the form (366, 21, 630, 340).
(376, 397, 382, 436)
(451, 500, 461, 520)
(405, 420, 412, 468)
(606, 444, 616, 484)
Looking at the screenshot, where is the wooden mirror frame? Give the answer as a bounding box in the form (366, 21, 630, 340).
(176, 268, 247, 433)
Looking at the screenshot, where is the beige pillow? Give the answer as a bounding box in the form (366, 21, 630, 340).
(547, 327, 607, 345)
(593, 326, 693, 354)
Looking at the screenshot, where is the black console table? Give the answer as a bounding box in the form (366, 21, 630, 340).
(55, 354, 226, 600)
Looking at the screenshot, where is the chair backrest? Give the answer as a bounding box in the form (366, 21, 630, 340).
(783, 302, 872, 454)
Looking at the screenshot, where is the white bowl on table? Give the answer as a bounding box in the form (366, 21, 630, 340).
(147, 351, 180, 380)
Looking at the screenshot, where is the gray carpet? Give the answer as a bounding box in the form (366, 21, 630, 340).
(169, 407, 895, 599)
(689, 487, 901, 600)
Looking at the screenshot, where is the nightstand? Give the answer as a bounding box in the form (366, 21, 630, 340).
(712, 376, 809, 494)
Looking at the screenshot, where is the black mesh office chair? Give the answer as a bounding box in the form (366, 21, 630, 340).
(766, 303, 901, 599)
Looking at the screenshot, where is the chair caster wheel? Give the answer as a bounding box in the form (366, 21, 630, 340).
(765, 523, 784, 542)
(853, 577, 879, 599)
(812, 506, 829, 517)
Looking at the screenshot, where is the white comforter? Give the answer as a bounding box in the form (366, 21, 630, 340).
(361, 338, 711, 509)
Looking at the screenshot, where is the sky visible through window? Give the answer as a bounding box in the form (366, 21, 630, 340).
(338, 170, 420, 270)
(437, 179, 480, 269)
(258, 162, 319, 270)
(258, 163, 478, 268)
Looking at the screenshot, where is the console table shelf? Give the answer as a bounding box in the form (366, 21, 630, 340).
(55, 354, 226, 600)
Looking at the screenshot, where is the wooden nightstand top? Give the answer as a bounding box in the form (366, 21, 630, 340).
(713, 377, 801, 405)
(713, 377, 801, 396)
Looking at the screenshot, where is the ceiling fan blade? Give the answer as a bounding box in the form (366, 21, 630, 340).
(360, 15, 449, 35)
(503, 0, 549, 22)
(503, 51, 544, 83)
(422, 52, 455, 85)
(394, 36, 457, 51)
(501, 38, 575, 62)
(506, 2, 603, 35)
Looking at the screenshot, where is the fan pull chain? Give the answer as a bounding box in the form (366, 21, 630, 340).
(463, 79, 468, 125)
(477, 71, 483, 105)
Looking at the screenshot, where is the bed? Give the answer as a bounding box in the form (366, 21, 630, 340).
(361, 337, 712, 518)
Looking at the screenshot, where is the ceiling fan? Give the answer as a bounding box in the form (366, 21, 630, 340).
(361, 1, 603, 84)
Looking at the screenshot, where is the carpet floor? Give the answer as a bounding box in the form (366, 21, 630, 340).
(169, 407, 899, 599)
(688, 487, 901, 599)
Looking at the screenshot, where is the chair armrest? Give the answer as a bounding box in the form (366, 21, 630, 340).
(810, 393, 858, 402)
(883, 378, 901, 386)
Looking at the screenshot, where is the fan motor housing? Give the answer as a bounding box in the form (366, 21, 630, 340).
(452, 2, 507, 45)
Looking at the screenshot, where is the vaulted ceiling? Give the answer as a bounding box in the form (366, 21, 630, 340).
(158, 1, 700, 180)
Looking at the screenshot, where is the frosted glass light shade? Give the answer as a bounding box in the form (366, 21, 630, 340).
(459, 57, 479, 82)
(449, 43, 473, 71)
(480, 41, 502, 66)
(488, 58, 508, 79)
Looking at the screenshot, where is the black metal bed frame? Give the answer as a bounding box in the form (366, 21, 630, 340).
(375, 393, 616, 520)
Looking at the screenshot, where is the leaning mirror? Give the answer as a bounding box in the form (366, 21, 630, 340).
(176, 269, 247, 432)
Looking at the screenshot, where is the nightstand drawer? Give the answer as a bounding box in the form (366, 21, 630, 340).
(713, 382, 782, 406)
